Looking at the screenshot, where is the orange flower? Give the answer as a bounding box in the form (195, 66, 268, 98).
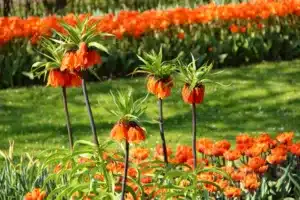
(147, 76, 158, 95)
(245, 144, 264, 157)
(110, 122, 129, 141)
(127, 123, 146, 143)
(289, 143, 300, 156)
(110, 122, 146, 143)
(141, 176, 152, 184)
(242, 173, 260, 191)
(25, 188, 46, 200)
(240, 26, 247, 33)
(266, 154, 286, 165)
(214, 140, 231, 150)
(197, 138, 213, 153)
(78, 157, 95, 167)
(155, 144, 172, 157)
(229, 24, 239, 33)
(94, 173, 104, 181)
(175, 145, 193, 163)
(182, 84, 205, 104)
(276, 132, 294, 145)
(177, 31, 185, 39)
(53, 164, 62, 173)
(61, 51, 78, 71)
(231, 170, 244, 182)
(221, 166, 235, 175)
(86, 50, 102, 67)
(131, 147, 149, 160)
(217, 179, 229, 190)
(147, 76, 173, 99)
(255, 133, 276, 148)
(61, 43, 101, 71)
(47, 70, 81, 88)
(247, 157, 267, 172)
(224, 149, 241, 161)
(224, 186, 242, 198)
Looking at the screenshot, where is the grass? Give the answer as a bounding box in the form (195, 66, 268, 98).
(0, 60, 300, 157)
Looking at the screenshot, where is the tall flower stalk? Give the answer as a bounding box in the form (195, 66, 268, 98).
(107, 89, 147, 199)
(134, 47, 177, 165)
(62, 87, 74, 150)
(178, 55, 219, 169)
(49, 17, 110, 146)
(32, 40, 81, 150)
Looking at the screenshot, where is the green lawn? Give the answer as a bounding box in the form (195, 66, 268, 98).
(1, 60, 300, 157)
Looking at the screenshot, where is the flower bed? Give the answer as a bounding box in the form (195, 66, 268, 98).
(22, 132, 300, 199)
(1, 0, 300, 88)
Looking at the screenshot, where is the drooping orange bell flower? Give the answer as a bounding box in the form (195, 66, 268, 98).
(182, 83, 205, 104)
(110, 122, 129, 141)
(147, 76, 173, 99)
(110, 121, 146, 143)
(47, 69, 81, 88)
(61, 43, 102, 71)
(127, 123, 146, 143)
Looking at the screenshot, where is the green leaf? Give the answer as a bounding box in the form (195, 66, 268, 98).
(88, 42, 109, 54)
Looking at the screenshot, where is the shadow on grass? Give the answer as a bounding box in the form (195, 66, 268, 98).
(0, 60, 300, 155)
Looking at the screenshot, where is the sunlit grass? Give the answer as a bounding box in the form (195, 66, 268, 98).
(0, 59, 300, 157)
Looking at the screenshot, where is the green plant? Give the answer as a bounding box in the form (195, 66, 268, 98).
(0, 141, 51, 199)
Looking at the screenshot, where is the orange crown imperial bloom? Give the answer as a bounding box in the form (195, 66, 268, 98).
(47, 69, 81, 88)
(110, 121, 146, 143)
(182, 83, 205, 104)
(147, 76, 173, 99)
(61, 42, 102, 71)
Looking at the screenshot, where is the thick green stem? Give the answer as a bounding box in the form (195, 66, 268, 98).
(82, 78, 99, 146)
(192, 103, 197, 169)
(121, 141, 129, 200)
(62, 87, 73, 150)
(158, 98, 168, 165)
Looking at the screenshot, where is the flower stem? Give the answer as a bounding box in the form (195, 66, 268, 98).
(62, 87, 73, 150)
(121, 141, 129, 200)
(82, 78, 99, 146)
(158, 98, 168, 165)
(192, 103, 197, 169)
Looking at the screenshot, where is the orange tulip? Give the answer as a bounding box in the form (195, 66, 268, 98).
(224, 150, 241, 161)
(243, 173, 260, 191)
(224, 186, 242, 198)
(131, 147, 149, 160)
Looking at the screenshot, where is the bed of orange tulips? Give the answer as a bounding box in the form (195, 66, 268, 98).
(1, 0, 300, 88)
(1, 0, 300, 44)
(27, 131, 299, 200)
